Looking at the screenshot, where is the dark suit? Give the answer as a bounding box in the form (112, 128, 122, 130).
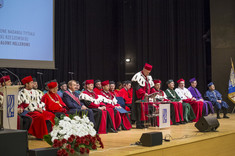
(62, 91, 95, 124)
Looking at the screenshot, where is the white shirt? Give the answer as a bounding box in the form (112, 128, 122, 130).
(155, 90, 168, 101)
(175, 87, 192, 100)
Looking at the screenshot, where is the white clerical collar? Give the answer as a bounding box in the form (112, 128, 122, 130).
(68, 89, 73, 93)
(178, 87, 185, 90)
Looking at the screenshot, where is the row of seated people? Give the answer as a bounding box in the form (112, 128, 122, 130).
(118, 63, 229, 128)
(0, 76, 132, 140)
(0, 66, 230, 136)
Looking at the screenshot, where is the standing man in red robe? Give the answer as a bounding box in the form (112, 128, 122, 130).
(131, 63, 157, 129)
(100, 80, 132, 130)
(18, 76, 55, 139)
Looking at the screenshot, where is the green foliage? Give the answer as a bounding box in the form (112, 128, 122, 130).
(43, 135, 53, 145)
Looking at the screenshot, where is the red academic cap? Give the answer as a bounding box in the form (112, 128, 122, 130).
(177, 78, 185, 84)
(0, 75, 10, 84)
(21, 76, 33, 85)
(101, 80, 109, 86)
(153, 79, 161, 84)
(86, 79, 94, 85)
(144, 63, 152, 71)
(48, 82, 58, 89)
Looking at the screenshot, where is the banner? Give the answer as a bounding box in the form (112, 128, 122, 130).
(228, 58, 235, 103)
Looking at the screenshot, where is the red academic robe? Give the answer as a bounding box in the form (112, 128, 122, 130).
(100, 90, 132, 130)
(79, 90, 108, 134)
(118, 88, 133, 104)
(156, 90, 183, 123)
(135, 74, 156, 121)
(183, 99, 203, 122)
(93, 87, 102, 95)
(110, 90, 120, 97)
(41, 91, 68, 113)
(18, 103, 55, 139)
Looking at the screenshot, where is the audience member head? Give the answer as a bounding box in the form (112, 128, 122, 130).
(153, 79, 162, 90)
(101, 80, 109, 91)
(208, 82, 215, 91)
(142, 63, 152, 76)
(123, 80, 132, 90)
(95, 79, 101, 89)
(60, 81, 67, 91)
(109, 81, 115, 91)
(22, 76, 34, 90)
(68, 80, 77, 92)
(0, 75, 12, 86)
(33, 78, 38, 89)
(189, 78, 197, 88)
(75, 81, 80, 91)
(86, 80, 94, 91)
(48, 82, 58, 93)
(177, 78, 185, 89)
(82, 81, 86, 90)
(116, 81, 123, 90)
(166, 79, 174, 89)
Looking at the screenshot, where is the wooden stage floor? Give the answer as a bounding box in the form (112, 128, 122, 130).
(29, 114, 235, 156)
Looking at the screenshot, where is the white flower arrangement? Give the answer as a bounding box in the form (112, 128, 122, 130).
(44, 114, 103, 156)
(50, 116, 96, 143)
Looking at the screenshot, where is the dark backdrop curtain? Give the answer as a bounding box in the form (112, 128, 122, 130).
(123, 0, 210, 93)
(2, 0, 210, 93)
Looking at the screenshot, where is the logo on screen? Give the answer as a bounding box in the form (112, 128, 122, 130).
(162, 108, 167, 123)
(7, 95, 14, 118)
(0, 0, 3, 8)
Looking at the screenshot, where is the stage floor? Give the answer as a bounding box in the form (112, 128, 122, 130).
(28, 114, 235, 156)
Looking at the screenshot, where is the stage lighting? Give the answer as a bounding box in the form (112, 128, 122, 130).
(125, 58, 131, 63)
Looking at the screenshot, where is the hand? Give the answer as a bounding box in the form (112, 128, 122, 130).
(36, 108, 43, 113)
(217, 100, 222, 103)
(115, 106, 121, 109)
(179, 100, 183, 103)
(17, 108, 23, 114)
(81, 105, 87, 110)
(192, 98, 196, 101)
(98, 106, 106, 110)
(199, 99, 204, 102)
(145, 93, 149, 97)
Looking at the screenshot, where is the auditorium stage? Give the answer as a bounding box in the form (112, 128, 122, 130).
(28, 114, 235, 156)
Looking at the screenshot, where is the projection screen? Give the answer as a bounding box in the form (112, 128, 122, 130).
(0, 0, 54, 69)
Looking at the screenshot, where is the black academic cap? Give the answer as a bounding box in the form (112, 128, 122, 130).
(166, 79, 174, 85)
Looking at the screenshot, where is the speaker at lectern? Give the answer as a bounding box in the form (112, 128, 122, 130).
(0, 85, 22, 130)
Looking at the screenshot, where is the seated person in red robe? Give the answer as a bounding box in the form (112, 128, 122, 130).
(79, 80, 117, 134)
(18, 76, 55, 139)
(93, 79, 102, 95)
(109, 81, 119, 97)
(41, 81, 69, 118)
(100, 80, 132, 130)
(175, 79, 203, 122)
(62, 80, 95, 124)
(154, 79, 183, 125)
(118, 81, 133, 109)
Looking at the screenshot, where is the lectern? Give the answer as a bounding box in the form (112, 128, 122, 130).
(0, 85, 22, 129)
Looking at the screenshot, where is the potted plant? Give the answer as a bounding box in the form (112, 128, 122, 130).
(44, 114, 104, 156)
